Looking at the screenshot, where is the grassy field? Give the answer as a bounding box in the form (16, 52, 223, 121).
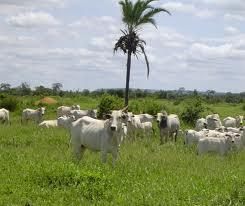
(0, 96, 244, 205)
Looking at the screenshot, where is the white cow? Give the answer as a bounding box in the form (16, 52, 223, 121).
(22, 107, 45, 124)
(57, 105, 80, 117)
(70, 109, 97, 120)
(206, 114, 222, 130)
(195, 118, 207, 131)
(136, 113, 154, 123)
(127, 113, 153, 139)
(184, 130, 206, 147)
(197, 136, 234, 156)
(226, 127, 243, 134)
(156, 112, 180, 144)
(223, 116, 243, 128)
(39, 120, 58, 128)
(0, 108, 10, 124)
(70, 108, 127, 166)
(57, 115, 76, 129)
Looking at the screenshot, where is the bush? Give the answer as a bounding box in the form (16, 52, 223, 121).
(181, 97, 205, 125)
(242, 104, 245, 111)
(0, 97, 19, 111)
(129, 99, 168, 115)
(97, 94, 124, 119)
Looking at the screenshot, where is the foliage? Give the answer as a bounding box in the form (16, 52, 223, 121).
(129, 98, 168, 115)
(0, 96, 19, 111)
(97, 94, 124, 118)
(181, 97, 206, 125)
(18, 82, 32, 96)
(242, 104, 245, 111)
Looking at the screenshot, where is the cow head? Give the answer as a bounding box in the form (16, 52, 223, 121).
(156, 111, 168, 123)
(224, 134, 235, 143)
(38, 107, 45, 116)
(236, 115, 243, 126)
(126, 112, 134, 123)
(104, 106, 128, 132)
(72, 105, 80, 110)
(57, 115, 75, 128)
(89, 109, 97, 119)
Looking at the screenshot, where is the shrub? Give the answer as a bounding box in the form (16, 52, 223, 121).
(97, 94, 123, 118)
(181, 97, 205, 125)
(0, 97, 19, 111)
(242, 104, 245, 111)
(129, 99, 168, 115)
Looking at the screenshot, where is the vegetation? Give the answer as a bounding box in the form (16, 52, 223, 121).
(114, 0, 170, 106)
(181, 97, 205, 125)
(0, 95, 244, 205)
(97, 94, 124, 119)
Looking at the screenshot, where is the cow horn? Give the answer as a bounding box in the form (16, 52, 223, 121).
(122, 106, 128, 112)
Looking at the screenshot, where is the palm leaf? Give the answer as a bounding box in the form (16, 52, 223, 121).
(139, 44, 150, 78)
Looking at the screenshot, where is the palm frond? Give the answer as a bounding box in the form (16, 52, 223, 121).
(139, 44, 150, 78)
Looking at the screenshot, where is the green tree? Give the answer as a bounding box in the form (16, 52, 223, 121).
(0, 83, 11, 92)
(52, 83, 63, 96)
(114, 0, 170, 106)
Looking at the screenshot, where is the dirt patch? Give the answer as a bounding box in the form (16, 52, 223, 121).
(35, 97, 58, 105)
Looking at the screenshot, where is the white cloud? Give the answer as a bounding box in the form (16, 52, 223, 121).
(162, 2, 215, 18)
(225, 26, 239, 35)
(6, 12, 60, 27)
(198, 0, 245, 11)
(69, 16, 118, 33)
(0, 0, 66, 8)
(224, 13, 245, 22)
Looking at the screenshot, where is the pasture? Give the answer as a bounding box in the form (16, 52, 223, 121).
(0, 96, 245, 205)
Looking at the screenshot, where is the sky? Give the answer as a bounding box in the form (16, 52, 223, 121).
(0, 0, 245, 93)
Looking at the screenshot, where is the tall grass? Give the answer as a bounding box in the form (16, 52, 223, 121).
(0, 96, 244, 205)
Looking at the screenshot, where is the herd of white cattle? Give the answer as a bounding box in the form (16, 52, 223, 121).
(185, 114, 244, 156)
(0, 106, 244, 165)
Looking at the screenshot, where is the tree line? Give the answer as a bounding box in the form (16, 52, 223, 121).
(0, 82, 244, 104)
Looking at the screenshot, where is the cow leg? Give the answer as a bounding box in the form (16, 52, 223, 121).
(160, 130, 163, 145)
(80, 145, 86, 159)
(165, 132, 169, 143)
(73, 144, 82, 160)
(112, 149, 118, 167)
(174, 130, 178, 142)
(101, 150, 107, 163)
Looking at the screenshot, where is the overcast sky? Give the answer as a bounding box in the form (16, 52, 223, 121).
(1, 0, 245, 92)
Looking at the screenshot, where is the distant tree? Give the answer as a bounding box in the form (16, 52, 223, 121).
(178, 87, 185, 96)
(34, 85, 52, 96)
(114, 0, 170, 106)
(193, 89, 198, 96)
(81, 89, 90, 96)
(52, 83, 63, 95)
(207, 90, 216, 97)
(0, 83, 11, 92)
(18, 82, 31, 96)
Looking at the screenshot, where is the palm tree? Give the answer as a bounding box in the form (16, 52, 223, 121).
(114, 0, 170, 106)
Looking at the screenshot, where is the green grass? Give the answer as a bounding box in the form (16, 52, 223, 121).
(0, 97, 245, 205)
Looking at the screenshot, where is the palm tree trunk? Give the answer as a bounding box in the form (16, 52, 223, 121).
(125, 51, 132, 106)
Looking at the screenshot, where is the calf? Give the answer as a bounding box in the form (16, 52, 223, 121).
(22, 107, 45, 124)
(39, 120, 58, 128)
